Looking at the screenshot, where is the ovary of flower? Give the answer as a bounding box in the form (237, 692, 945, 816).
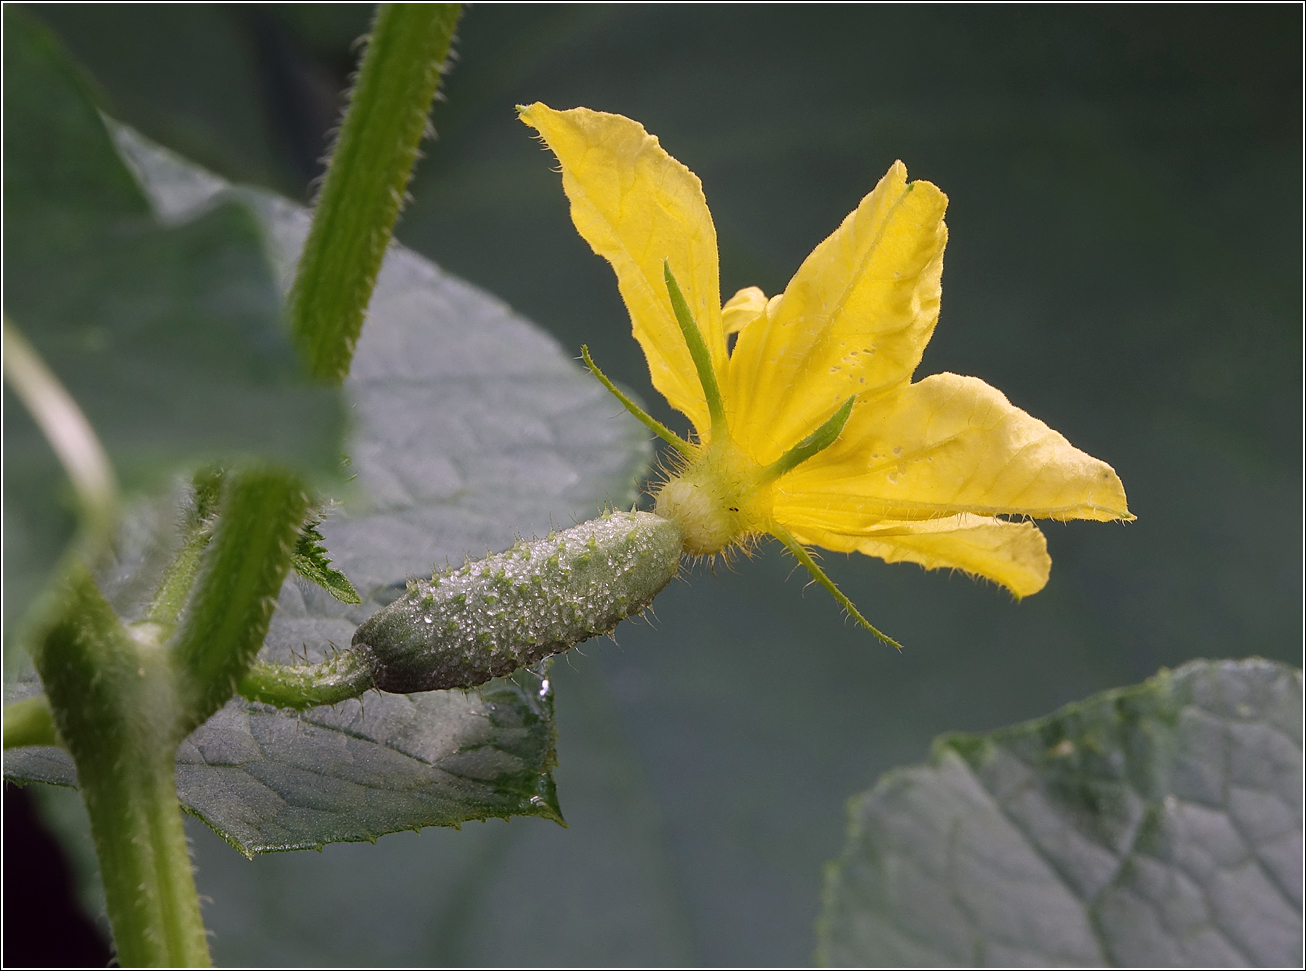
(520, 103, 1132, 646)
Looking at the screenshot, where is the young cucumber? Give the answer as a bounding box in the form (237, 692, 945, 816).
(353, 511, 683, 692)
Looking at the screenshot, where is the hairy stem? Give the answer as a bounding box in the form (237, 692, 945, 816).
(34, 566, 210, 967)
(239, 652, 377, 711)
(145, 468, 225, 628)
(290, 2, 462, 382)
(2, 695, 61, 749)
(82, 747, 210, 968)
(171, 470, 307, 735)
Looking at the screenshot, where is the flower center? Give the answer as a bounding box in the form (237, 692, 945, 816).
(654, 439, 771, 556)
(597, 265, 859, 558)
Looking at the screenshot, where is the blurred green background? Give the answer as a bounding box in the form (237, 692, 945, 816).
(14, 3, 1302, 966)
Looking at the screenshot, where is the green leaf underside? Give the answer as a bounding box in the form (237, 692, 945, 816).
(5, 665, 561, 856)
(5, 126, 649, 849)
(292, 519, 361, 605)
(816, 658, 1304, 968)
(2, 9, 345, 651)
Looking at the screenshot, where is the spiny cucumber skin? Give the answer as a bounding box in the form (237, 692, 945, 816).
(353, 511, 683, 692)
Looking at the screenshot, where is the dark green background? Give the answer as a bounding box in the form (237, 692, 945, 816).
(20, 4, 1303, 966)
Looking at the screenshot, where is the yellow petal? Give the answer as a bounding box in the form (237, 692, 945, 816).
(727, 161, 948, 463)
(520, 104, 724, 434)
(785, 514, 1051, 598)
(777, 372, 1133, 522)
(722, 286, 768, 335)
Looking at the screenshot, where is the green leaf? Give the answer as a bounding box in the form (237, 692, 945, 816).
(816, 659, 1304, 967)
(6, 664, 560, 857)
(1, 8, 345, 648)
(5, 125, 651, 852)
(190, 663, 561, 856)
(291, 517, 361, 605)
(24, 657, 691, 966)
(106, 125, 651, 597)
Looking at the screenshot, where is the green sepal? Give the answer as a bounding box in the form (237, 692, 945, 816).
(771, 523, 900, 650)
(760, 395, 856, 482)
(581, 345, 691, 454)
(663, 260, 728, 437)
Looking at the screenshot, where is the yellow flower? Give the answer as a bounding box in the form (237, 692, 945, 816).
(520, 103, 1132, 645)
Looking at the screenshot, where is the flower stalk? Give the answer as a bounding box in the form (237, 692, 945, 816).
(238, 652, 377, 711)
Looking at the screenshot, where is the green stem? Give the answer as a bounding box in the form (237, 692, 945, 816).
(290, 2, 462, 382)
(238, 652, 377, 711)
(34, 566, 210, 967)
(81, 747, 210, 968)
(146, 468, 224, 627)
(2, 316, 117, 539)
(171, 470, 308, 735)
(2, 695, 62, 749)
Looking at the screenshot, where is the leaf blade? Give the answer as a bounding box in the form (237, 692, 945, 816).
(5, 122, 652, 851)
(5, 665, 562, 857)
(817, 658, 1304, 967)
(290, 518, 361, 605)
(1, 9, 346, 648)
